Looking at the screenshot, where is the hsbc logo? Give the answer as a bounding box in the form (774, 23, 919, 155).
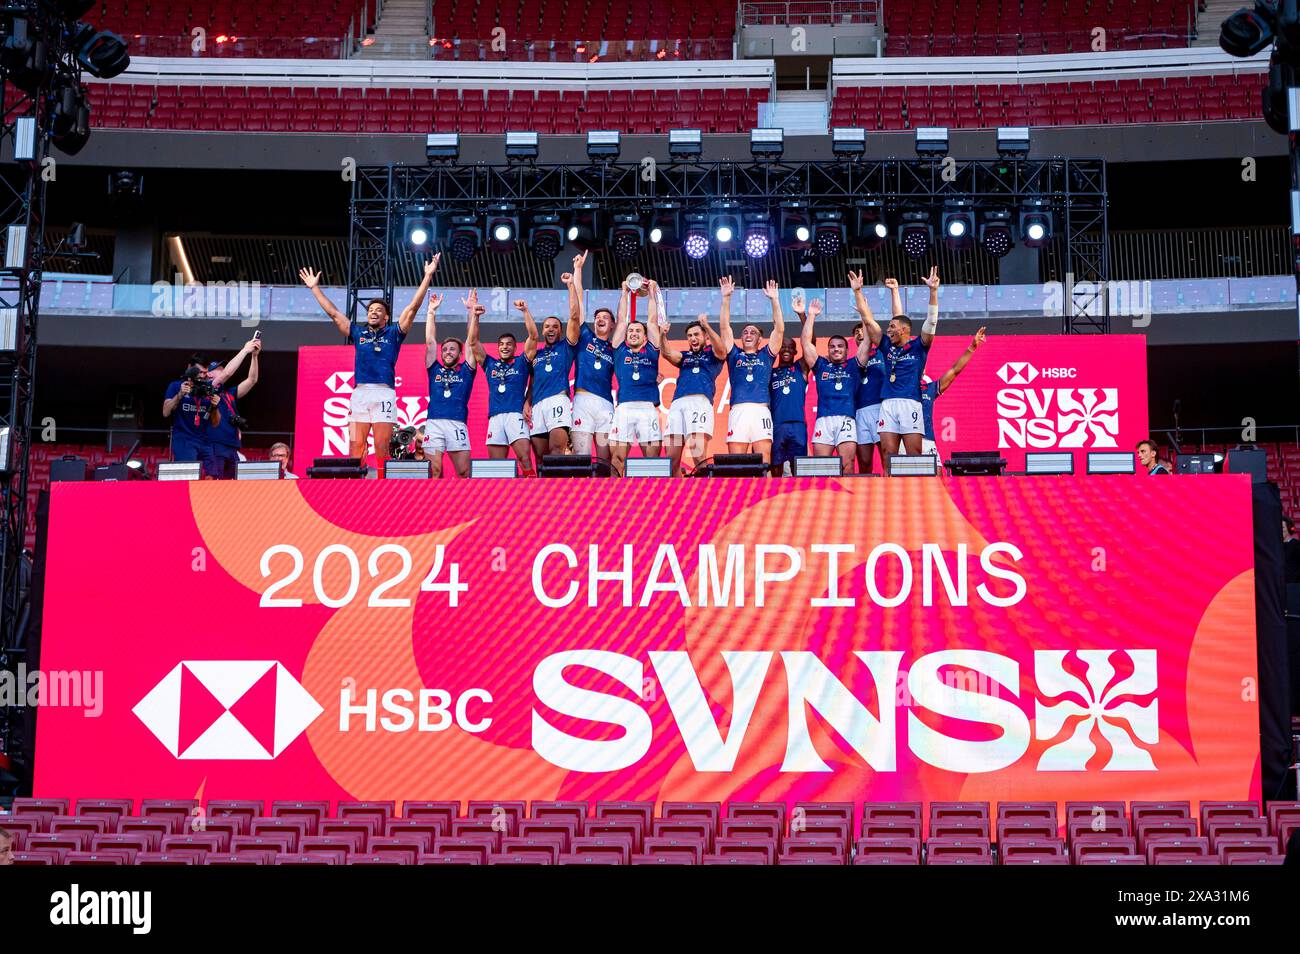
(325, 371, 355, 394)
(998, 362, 1038, 384)
(133, 661, 322, 760)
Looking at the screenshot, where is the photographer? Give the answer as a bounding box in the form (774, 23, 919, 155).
(163, 353, 217, 465)
(204, 337, 262, 479)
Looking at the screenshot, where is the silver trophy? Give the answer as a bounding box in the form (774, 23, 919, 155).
(626, 272, 649, 297)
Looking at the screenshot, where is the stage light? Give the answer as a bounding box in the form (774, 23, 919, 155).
(888, 454, 938, 476)
(567, 203, 602, 250)
(386, 460, 434, 479)
(529, 212, 564, 261)
(996, 126, 1030, 158)
(943, 451, 1007, 476)
(650, 206, 681, 248)
(586, 129, 621, 159)
(915, 126, 949, 157)
(157, 462, 202, 481)
(649, 226, 663, 243)
(1219, 5, 1275, 57)
(627, 458, 673, 477)
(49, 78, 90, 156)
(899, 210, 932, 260)
(486, 208, 519, 253)
(2, 18, 51, 95)
(941, 200, 974, 250)
(684, 231, 710, 259)
(1025, 452, 1074, 475)
(426, 132, 460, 161)
(1020, 199, 1051, 247)
(493, 222, 513, 242)
(793, 456, 843, 476)
(401, 205, 436, 248)
(668, 128, 703, 159)
(813, 210, 845, 257)
(831, 126, 867, 158)
(610, 212, 644, 259)
(853, 199, 887, 250)
(711, 213, 738, 245)
(505, 130, 539, 160)
(471, 459, 517, 478)
(1087, 452, 1136, 475)
(780, 202, 812, 250)
(236, 461, 282, 480)
(74, 26, 130, 79)
(980, 208, 1014, 258)
(750, 127, 784, 159)
(14, 116, 35, 162)
(448, 213, 480, 262)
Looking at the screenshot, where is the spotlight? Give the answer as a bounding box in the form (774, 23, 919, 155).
(610, 212, 644, 259)
(899, 210, 932, 260)
(980, 208, 1014, 258)
(402, 205, 436, 248)
(744, 229, 770, 258)
(649, 226, 663, 243)
(941, 200, 974, 250)
(505, 130, 539, 160)
(711, 212, 739, 245)
(813, 210, 845, 258)
(49, 77, 90, 156)
(780, 202, 812, 250)
(1219, 5, 1275, 57)
(669, 128, 703, 159)
(567, 203, 603, 250)
(649, 206, 681, 249)
(995, 125, 1030, 158)
(586, 129, 621, 160)
(852, 200, 887, 250)
(448, 213, 480, 262)
(74, 25, 130, 79)
(1020, 199, 1051, 247)
(529, 212, 564, 261)
(831, 126, 867, 158)
(915, 126, 950, 158)
(684, 213, 710, 259)
(3, 19, 50, 95)
(486, 208, 518, 253)
(426, 132, 460, 161)
(750, 127, 784, 160)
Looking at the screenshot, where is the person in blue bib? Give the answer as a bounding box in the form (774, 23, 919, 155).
(769, 333, 809, 477)
(203, 340, 262, 479)
(851, 271, 888, 475)
(163, 340, 259, 471)
(527, 298, 576, 466)
(801, 291, 876, 473)
(471, 295, 536, 476)
(917, 326, 986, 459)
(877, 266, 941, 472)
(299, 256, 440, 470)
(662, 311, 726, 476)
(720, 276, 785, 467)
(423, 287, 475, 478)
(609, 277, 665, 476)
(565, 250, 617, 465)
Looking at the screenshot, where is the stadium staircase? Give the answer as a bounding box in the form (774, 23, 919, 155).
(355, 0, 431, 59)
(1192, 0, 1239, 47)
(761, 90, 830, 135)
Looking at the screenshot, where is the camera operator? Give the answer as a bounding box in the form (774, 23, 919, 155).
(163, 353, 217, 466)
(204, 337, 262, 479)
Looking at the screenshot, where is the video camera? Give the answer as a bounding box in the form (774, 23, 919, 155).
(182, 365, 216, 400)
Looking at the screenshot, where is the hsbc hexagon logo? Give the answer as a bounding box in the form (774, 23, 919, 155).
(133, 661, 323, 760)
(998, 362, 1039, 384)
(325, 371, 355, 394)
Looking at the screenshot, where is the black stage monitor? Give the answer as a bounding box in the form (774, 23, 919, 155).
(306, 457, 368, 479)
(943, 451, 1007, 476)
(1176, 454, 1221, 475)
(709, 454, 766, 477)
(1225, 445, 1267, 483)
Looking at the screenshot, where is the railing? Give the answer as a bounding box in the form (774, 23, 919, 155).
(43, 427, 295, 452)
(124, 34, 347, 59)
(882, 27, 1197, 55)
(740, 0, 881, 27)
(1149, 425, 1300, 451)
(425, 37, 735, 62)
(1109, 226, 1289, 282)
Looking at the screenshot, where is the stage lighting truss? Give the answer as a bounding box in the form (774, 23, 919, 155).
(447, 213, 481, 262)
(1020, 198, 1051, 247)
(899, 210, 932, 260)
(813, 209, 845, 257)
(941, 199, 974, 251)
(529, 212, 564, 261)
(980, 208, 1014, 258)
(742, 213, 772, 259)
(684, 211, 710, 259)
(610, 211, 644, 259)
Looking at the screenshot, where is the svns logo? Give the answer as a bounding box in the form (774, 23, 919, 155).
(996, 360, 1119, 449)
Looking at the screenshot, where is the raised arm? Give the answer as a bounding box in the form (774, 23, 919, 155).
(939, 327, 986, 392)
(885, 276, 905, 318)
(398, 254, 440, 334)
(611, 281, 631, 348)
(765, 279, 785, 357)
(211, 337, 259, 388)
(299, 267, 349, 336)
(849, 270, 883, 359)
(699, 310, 726, 360)
(718, 275, 736, 353)
(565, 250, 586, 345)
(467, 292, 487, 367)
(920, 266, 940, 348)
(519, 299, 540, 361)
(799, 296, 820, 373)
(236, 339, 261, 399)
(464, 294, 483, 372)
(645, 279, 665, 352)
(425, 290, 445, 368)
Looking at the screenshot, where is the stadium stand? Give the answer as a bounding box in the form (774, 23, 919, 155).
(4, 797, 1293, 864)
(93, 0, 373, 45)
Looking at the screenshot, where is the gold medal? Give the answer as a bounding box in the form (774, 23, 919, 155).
(890, 373, 897, 383)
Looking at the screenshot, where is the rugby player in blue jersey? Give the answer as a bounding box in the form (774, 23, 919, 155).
(609, 278, 665, 476)
(918, 326, 986, 458)
(565, 250, 617, 465)
(299, 255, 440, 468)
(470, 294, 537, 476)
(802, 286, 877, 473)
(662, 310, 726, 476)
(851, 271, 887, 474)
(769, 303, 813, 476)
(720, 276, 785, 466)
(422, 287, 476, 478)
(877, 267, 941, 472)
(526, 293, 577, 464)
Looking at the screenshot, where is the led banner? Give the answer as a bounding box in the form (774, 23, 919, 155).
(294, 334, 1148, 470)
(35, 476, 1257, 811)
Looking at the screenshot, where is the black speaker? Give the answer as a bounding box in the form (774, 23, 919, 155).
(91, 463, 131, 481)
(305, 457, 367, 479)
(1226, 446, 1268, 483)
(709, 454, 766, 477)
(49, 455, 87, 481)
